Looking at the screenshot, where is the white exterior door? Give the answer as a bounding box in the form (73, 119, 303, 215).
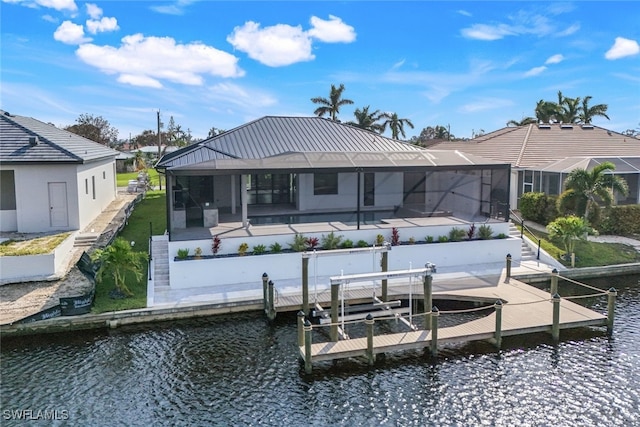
(48, 182, 68, 227)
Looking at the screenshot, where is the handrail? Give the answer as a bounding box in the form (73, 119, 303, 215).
(509, 209, 542, 260)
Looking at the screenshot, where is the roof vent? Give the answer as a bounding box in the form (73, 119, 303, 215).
(560, 124, 573, 129)
(28, 136, 39, 146)
(538, 124, 551, 129)
(581, 124, 594, 129)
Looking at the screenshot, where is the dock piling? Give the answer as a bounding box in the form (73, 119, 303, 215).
(423, 272, 433, 330)
(550, 269, 558, 296)
(607, 287, 617, 335)
(262, 273, 269, 314)
(297, 311, 305, 348)
(267, 280, 276, 320)
(552, 293, 561, 342)
(430, 306, 439, 357)
(494, 300, 503, 349)
(365, 314, 375, 365)
(505, 254, 512, 282)
(304, 320, 313, 374)
(381, 251, 389, 301)
(330, 283, 339, 342)
(302, 257, 309, 316)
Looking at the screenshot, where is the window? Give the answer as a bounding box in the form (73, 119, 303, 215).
(364, 173, 375, 206)
(247, 174, 292, 204)
(0, 170, 16, 210)
(92, 176, 96, 200)
(85, 179, 89, 194)
(314, 173, 338, 195)
(103, 171, 106, 179)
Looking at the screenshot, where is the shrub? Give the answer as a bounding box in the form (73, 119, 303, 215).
(289, 234, 307, 252)
(238, 242, 249, 256)
(438, 235, 449, 243)
(408, 237, 416, 245)
(519, 192, 559, 225)
(269, 242, 282, 253)
(253, 244, 266, 255)
(357, 240, 369, 248)
(425, 236, 434, 243)
(194, 247, 203, 258)
(306, 237, 319, 250)
(599, 205, 640, 235)
(546, 215, 589, 256)
(390, 227, 400, 246)
(341, 239, 354, 249)
(478, 224, 493, 240)
(466, 224, 476, 240)
(448, 227, 466, 242)
(496, 233, 508, 239)
(211, 235, 221, 256)
(375, 234, 385, 246)
(322, 231, 343, 250)
(177, 248, 189, 259)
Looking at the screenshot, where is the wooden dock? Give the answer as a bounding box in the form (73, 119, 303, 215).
(292, 270, 611, 369)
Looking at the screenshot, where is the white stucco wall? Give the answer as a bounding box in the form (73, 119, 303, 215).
(76, 158, 117, 231)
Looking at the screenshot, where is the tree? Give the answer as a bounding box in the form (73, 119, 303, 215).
(535, 99, 560, 123)
(346, 106, 384, 133)
(557, 92, 581, 124)
(580, 96, 609, 124)
(311, 83, 354, 121)
(409, 125, 454, 146)
(381, 112, 414, 139)
(65, 113, 118, 146)
(132, 130, 158, 148)
(92, 238, 148, 297)
(208, 127, 226, 138)
(557, 162, 629, 223)
(507, 117, 536, 127)
(546, 215, 589, 258)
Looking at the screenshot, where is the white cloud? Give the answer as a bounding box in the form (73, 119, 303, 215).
(457, 10, 472, 17)
(53, 20, 91, 44)
(459, 98, 514, 113)
(42, 14, 57, 23)
(461, 10, 577, 41)
(206, 82, 277, 109)
(86, 17, 119, 34)
(75, 33, 245, 88)
(605, 37, 640, 60)
(545, 54, 564, 64)
(461, 24, 514, 41)
(308, 15, 356, 43)
(86, 3, 102, 19)
(556, 23, 580, 37)
(391, 59, 405, 70)
(150, 0, 196, 15)
(227, 21, 314, 67)
(5, 0, 77, 11)
(524, 66, 547, 77)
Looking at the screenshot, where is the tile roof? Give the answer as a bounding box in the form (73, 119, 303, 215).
(0, 110, 119, 164)
(429, 123, 640, 169)
(157, 116, 425, 169)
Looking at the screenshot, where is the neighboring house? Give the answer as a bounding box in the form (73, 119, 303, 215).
(156, 116, 511, 240)
(0, 110, 119, 233)
(429, 123, 640, 208)
(115, 151, 135, 173)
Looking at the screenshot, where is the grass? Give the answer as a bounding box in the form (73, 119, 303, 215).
(521, 226, 640, 267)
(91, 189, 166, 314)
(0, 232, 71, 256)
(116, 168, 164, 188)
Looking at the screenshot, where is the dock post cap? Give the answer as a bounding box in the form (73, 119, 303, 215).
(304, 319, 312, 327)
(365, 313, 374, 321)
(262, 272, 268, 278)
(495, 300, 503, 306)
(608, 287, 617, 295)
(552, 293, 561, 299)
(432, 306, 440, 315)
(552, 268, 558, 274)
(268, 280, 274, 285)
(506, 253, 512, 258)
(297, 311, 305, 317)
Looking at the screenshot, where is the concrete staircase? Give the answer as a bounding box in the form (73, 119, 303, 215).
(151, 238, 170, 289)
(74, 233, 100, 247)
(509, 223, 538, 262)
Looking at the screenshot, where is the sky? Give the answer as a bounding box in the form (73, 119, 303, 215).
(1, 1, 639, 142)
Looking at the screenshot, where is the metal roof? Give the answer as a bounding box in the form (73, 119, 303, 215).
(167, 150, 507, 174)
(537, 156, 640, 173)
(157, 116, 427, 170)
(0, 111, 119, 164)
(429, 123, 640, 169)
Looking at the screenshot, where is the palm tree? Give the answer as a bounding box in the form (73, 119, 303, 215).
(506, 117, 536, 127)
(580, 96, 610, 124)
(558, 94, 581, 123)
(311, 83, 354, 121)
(557, 162, 629, 223)
(347, 106, 384, 133)
(92, 237, 148, 297)
(381, 112, 414, 139)
(535, 99, 559, 123)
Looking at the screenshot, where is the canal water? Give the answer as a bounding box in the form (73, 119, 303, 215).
(2, 275, 639, 426)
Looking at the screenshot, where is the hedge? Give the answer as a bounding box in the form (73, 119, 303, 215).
(599, 205, 640, 235)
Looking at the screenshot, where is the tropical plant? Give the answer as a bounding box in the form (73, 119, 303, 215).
(425, 236, 434, 243)
(92, 238, 148, 297)
(211, 235, 221, 256)
(375, 234, 384, 246)
(306, 237, 320, 250)
(408, 237, 416, 245)
(289, 234, 307, 252)
(381, 112, 414, 139)
(357, 240, 369, 248)
(496, 233, 508, 239)
(478, 225, 493, 240)
(341, 239, 354, 249)
(557, 162, 629, 222)
(448, 227, 466, 242)
(390, 227, 400, 246)
(253, 244, 267, 255)
(311, 83, 354, 121)
(580, 96, 609, 124)
(466, 224, 476, 240)
(347, 106, 385, 133)
(269, 242, 282, 253)
(506, 117, 537, 127)
(546, 215, 589, 257)
(535, 99, 560, 123)
(194, 247, 203, 258)
(556, 91, 581, 124)
(177, 248, 189, 259)
(321, 232, 343, 250)
(238, 242, 249, 256)
(438, 235, 449, 243)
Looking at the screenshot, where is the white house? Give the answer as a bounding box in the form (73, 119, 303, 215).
(0, 110, 119, 234)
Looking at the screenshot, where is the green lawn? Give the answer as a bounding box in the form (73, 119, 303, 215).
(116, 168, 164, 189)
(91, 190, 166, 314)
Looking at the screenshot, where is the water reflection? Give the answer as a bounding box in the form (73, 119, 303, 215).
(1, 276, 639, 426)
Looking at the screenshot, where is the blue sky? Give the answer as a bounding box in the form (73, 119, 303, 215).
(2, 1, 639, 141)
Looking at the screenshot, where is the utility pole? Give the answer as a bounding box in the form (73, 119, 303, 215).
(157, 110, 162, 190)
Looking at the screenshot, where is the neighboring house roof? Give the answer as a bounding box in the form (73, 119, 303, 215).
(429, 123, 640, 169)
(0, 110, 119, 164)
(132, 145, 180, 154)
(537, 156, 640, 174)
(158, 116, 496, 171)
(115, 151, 136, 160)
